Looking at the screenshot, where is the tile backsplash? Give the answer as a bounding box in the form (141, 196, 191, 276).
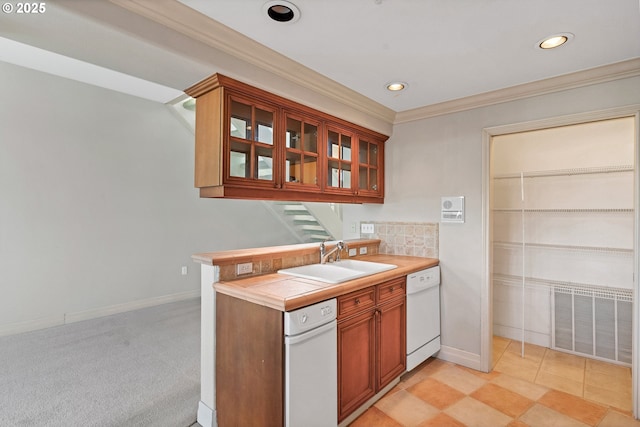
(214, 239, 382, 282)
(366, 221, 439, 258)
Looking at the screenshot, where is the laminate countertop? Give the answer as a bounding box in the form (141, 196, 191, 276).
(214, 254, 439, 312)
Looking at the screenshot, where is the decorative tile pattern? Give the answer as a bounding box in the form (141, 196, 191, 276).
(494, 350, 541, 382)
(430, 365, 487, 395)
(367, 221, 439, 258)
(416, 412, 466, 427)
(349, 406, 402, 427)
(470, 383, 534, 418)
(490, 374, 549, 401)
(444, 396, 513, 427)
(535, 370, 584, 396)
(373, 389, 440, 426)
(350, 337, 639, 427)
(406, 377, 465, 410)
(519, 404, 591, 427)
(598, 410, 640, 427)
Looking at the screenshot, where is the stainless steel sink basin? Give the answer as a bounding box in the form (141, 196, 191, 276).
(278, 260, 397, 284)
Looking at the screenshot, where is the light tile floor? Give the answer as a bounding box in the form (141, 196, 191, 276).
(350, 337, 638, 427)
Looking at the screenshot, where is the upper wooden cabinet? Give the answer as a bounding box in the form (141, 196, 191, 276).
(185, 74, 387, 203)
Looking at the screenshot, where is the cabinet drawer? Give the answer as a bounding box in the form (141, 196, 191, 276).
(376, 277, 406, 303)
(338, 287, 375, 320)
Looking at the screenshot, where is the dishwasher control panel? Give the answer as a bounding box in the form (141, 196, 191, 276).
(284, 298, 337, 336)
(407, 266, 440, 294)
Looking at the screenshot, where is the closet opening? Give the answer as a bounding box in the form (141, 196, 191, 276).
(485, 114, 637, 413)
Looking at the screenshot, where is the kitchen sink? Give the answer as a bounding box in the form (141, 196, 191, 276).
(330, 259, 397, 274)
(278, 260, 397, 284)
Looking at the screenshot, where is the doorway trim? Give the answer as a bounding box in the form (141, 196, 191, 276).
(480, 104, 640, 416)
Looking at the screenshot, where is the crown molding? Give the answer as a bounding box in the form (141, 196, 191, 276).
(395, 58, 640, 124)
(109, 0, 396, 124)
(110, 1, 639, 127)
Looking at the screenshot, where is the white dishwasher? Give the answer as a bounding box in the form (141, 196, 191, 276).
(284, 298, 337, 427)
(406, 266, 441, 371)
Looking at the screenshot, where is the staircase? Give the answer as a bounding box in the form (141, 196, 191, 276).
(267, 202, 341, 243)
(165, 99, 340, 244)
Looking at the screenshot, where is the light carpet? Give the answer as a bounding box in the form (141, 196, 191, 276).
(0, 298, 200, 427)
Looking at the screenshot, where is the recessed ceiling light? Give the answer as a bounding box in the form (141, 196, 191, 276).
(263, 1, 300, 23)
(386, 82, 407, 91)
(537, 33, 573, 50)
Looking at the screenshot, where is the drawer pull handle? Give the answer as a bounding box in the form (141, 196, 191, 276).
(390, 287, 395, 292)
(355, 298, 360, 305)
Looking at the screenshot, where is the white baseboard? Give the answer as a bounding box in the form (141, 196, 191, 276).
(0, 290, 200, 337)
(0, 314, 65, 338)
(437, 345, 482, 371)
(65, 289, 201, 324)
(197, 401, 217, 427)
(493, 324, 551, 348)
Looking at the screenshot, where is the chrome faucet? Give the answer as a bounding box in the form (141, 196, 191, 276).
(320, 240, 347, 264)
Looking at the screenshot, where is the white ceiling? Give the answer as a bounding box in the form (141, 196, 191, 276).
(178, 0, 640, 112)
(0, 0, 638, 114)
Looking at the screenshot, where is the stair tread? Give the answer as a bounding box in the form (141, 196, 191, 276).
(292, 215, 318, 221)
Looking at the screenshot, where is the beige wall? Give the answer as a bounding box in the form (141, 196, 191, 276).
(0, 61, 297, 335)
(343, 75, 640, 362)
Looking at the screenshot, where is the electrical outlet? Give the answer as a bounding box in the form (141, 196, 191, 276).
(181, 266, 188, 275)
(360, 223, 375, 234)
(348, 248, 357, 257)
(359, 247, 368, 255)
(236, 262, 253, 275)
(349, 222, 357, 233)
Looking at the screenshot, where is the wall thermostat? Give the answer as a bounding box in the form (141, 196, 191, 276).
(441, 196, 465, 223)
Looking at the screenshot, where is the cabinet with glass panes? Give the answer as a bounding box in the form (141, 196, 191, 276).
(227, 94, 277, 186)
(185, 73, 387, 203)
(357, 136, 384, 197)
(325, 126, 384, 198)
(283, 111, 320, 193)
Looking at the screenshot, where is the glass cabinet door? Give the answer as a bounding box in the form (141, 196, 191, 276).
(228, 97, 275, 182)
(327, 128, 353, 191)
(358, 138, 381, 194)
(284, 113, 319, 188)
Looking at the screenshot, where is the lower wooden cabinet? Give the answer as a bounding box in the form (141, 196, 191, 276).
(337, 278, 406, 422)
(215, 278, 406, 426)
(338, 307, 376, 420)
(216, 293, 283, 427)
(377, 296, 407, 388)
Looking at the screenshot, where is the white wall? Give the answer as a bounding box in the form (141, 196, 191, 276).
(0, 61, 297, 334)
(343, 75, 640, 362)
